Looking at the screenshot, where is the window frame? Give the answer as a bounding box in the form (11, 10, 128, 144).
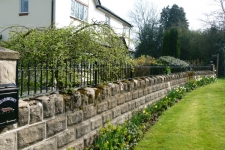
(70, 0, 88, 22)
(122, 25, 126, 35)
(105, 15, 110, 25)
(20, 0, 29, 13)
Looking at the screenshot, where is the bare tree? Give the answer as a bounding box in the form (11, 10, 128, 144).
(128, 0, 159, 35)
(128, 0, 164, 57)
(201, 0, 225, 29)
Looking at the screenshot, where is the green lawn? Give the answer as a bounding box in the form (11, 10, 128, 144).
(135, 78, 225, 150)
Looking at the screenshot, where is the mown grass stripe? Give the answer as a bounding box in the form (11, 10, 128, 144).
(135, 78, 225, 150)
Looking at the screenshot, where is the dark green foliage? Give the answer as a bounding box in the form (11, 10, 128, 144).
(162, 28, 180, 58)
(160, 4, 189, 30)
(135, 24, 163, 58)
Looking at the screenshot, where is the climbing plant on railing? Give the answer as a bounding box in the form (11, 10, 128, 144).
(0, 21, 133, 90)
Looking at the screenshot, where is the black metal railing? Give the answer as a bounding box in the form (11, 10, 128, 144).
(190, 65, 212, 71)
(17, 59, 213, 98)
(133, 65, 186, 77)
(17, 59, 132, 98)
(132, 65, 213, 78)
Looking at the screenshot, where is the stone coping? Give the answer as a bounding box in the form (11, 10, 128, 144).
(0, 47, 19, 60)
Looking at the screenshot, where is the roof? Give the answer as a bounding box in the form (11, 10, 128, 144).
(95, 0, 133, 27)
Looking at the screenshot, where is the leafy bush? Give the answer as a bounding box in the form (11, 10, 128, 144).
(157, 56, 189, 67)
(0, 23, 133, 89)
(133, 55, 156, 66)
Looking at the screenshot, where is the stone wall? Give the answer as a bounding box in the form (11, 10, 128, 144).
(0, 70, 215, 150)
(0, 47, 19, 84)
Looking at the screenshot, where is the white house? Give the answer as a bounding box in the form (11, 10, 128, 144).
(0, 0, 133, 51)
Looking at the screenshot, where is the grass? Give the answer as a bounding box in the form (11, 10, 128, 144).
(135, 78, 225, 150)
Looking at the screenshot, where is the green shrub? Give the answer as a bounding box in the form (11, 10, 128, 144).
(133, 55, 156, 66)
(157, 56, 189, 67)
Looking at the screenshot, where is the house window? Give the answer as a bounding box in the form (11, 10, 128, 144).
(105, 16, 110, 25)
(123, 25, 126, 35)
(71, 0, 88, 22)
(21, 0, 28, 13)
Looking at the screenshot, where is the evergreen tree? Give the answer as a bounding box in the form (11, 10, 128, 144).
(135, 24, 163, 58)
(160, 4, 189, 30)
(162, 28, 180, 58)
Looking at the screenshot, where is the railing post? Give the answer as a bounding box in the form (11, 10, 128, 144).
(130, 65, 133, 78)
(94, 61, 98, 86)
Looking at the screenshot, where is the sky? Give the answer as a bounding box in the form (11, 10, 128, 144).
(100, 0, 220, 30)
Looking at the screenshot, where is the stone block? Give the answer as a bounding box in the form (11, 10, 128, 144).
(147, 86, 152, 94)
(0, 132, 16, 150)
(116, 116, 126, 125)
(83, 105, 96, 120)
(116, 94, 125, 105)
(76, 121, 91, 138)
(138, 105, 145, 111)
(128, 101, 136, 111)
(139, 79, 146, 89)
(127, 111, 132, 120)
(132, 91, 138, 100)
(154, 92, 159, 99)
(140, 97, 146, 105)
(152, 85, 156, 92)
(91, 116, 102, 130)
(121, 103, 129, 114)
(121, 82, 128, 92)
(107, 96, 117, 109)
(18, 100, 29, 127)
(112, 107, 121, 119)
(0, 60, 17, 84)
(65, 139, 84, 150)
(145, 94, 152, 102)
(51, 94, 64, 115)
(102, 111, 112, 124)
(108, 83, 119, 96)
(156, 85, 159, 91)
(57, 128, 75, 148)
(135, 98, 141, 107)
(64, 95, 73, 112)
(143, 88, 148, 96)
(124, 92, 132, 102)
(18, 123, 45, 149)
(22, 147, 32, 150)
(33, 138, 57, 150)
(127, 81, 134, 92)
(67, 110, 83, 126)
(97, 101, 108, 114)
(36, 96, 55, 119)
(99, 85, 111, 100)
(138, 90, 144, 97)
(83, 131, 97, 148)
(158, 91, 163, 98)
(134, 79, 140, 90)
(149, 78, 154, 85)
(0, 125, 14, 134)
(28, 100, 42, 124)
(46, 115, 66, 137)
